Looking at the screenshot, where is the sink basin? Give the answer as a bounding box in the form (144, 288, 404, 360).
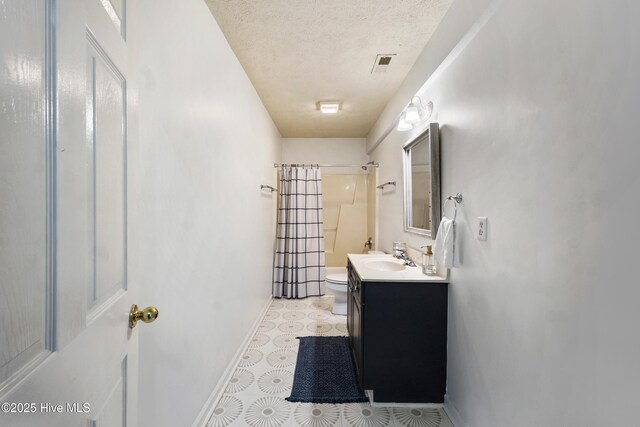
(364, 260, 406, 272)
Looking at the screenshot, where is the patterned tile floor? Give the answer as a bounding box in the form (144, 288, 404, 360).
(207, 295, 454, 427)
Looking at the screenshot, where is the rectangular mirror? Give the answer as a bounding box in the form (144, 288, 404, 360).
(403, 122, 441, 238)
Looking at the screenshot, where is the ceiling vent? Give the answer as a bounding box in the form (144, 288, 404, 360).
(371, 54, 396, 73)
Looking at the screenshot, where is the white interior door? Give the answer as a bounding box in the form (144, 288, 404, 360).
(0, 1, 144, 425)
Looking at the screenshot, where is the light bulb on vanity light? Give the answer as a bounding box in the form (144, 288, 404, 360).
(404, 96, 425, 124)
(404, 105, 421, 123)
(397, 111, 413, 131)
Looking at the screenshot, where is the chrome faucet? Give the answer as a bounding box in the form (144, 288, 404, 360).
(394, 249, 416, 267)
(364, 237, 373, 251)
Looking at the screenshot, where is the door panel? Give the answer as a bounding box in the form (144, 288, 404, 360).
(56, 0, 128, 349)
(98, 0, 126, 38)
(0, 296, 137, 426)
(0, 0, 138, 425)
(89, 357, 127, 427)
(0, 0, 50, 389)
(87, 34, 127, 311)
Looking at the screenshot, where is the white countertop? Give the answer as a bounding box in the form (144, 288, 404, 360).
(347, 254, 449, 283)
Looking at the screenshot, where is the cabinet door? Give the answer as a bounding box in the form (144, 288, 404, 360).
(352, 297, 363, 385)
(347, 262, 354, 341)
(347, 285, 353, 339)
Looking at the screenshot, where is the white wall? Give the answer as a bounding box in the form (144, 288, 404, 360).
(282, 138, 369, 174)
(366, 0, 494, 154)
(369, 0, 640, 426)
(128, 1, 281, 425)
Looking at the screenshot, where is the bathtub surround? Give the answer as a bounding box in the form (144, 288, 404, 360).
(370, 0, 640, 425)
(128, 0, 281, 425)
(273, 167, 326, 299)
(322, 174, 372, 266)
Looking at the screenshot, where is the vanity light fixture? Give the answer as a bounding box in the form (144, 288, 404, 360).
(397, 96, 434, 131)
(319, 101, 341, 114)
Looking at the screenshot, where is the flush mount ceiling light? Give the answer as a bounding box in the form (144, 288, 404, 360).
(397, 96, 434, 131)
(318, 101, 341, 114)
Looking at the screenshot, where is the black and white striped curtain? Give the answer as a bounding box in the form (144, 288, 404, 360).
(272, 166, 326, 299)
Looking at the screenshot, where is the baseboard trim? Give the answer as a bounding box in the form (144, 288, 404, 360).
(366, 390, 444, 409)
(190, 298, 272, 427)
(443, 395, 467, 427)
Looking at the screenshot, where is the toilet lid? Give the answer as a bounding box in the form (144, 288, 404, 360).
(326, 273, 348, 284)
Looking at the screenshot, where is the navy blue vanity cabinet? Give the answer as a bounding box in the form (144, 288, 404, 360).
(347, 259, 449, 404)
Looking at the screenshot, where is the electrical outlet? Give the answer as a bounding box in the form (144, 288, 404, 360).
(478, 217, 488, 241)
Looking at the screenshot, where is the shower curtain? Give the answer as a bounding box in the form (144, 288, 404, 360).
(272, 166, 326, 299)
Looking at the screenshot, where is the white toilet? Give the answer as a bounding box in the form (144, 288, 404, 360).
(325, 272, 348, 315)
(326, 251, 385, 316)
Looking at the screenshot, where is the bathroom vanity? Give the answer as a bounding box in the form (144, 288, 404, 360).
(346, 254, 448, 404)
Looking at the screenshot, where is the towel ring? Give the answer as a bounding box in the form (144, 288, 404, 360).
(443, 193, 463, 221)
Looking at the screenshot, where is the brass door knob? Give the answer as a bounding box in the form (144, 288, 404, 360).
(129, 304, 159, 328)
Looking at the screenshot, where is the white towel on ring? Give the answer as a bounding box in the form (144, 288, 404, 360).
(434, 216, 455, 268)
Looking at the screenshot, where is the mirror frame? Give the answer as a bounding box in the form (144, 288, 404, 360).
(402, 122, 441, 238)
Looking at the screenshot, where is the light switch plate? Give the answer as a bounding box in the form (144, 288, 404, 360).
(478, 217, 488, 241)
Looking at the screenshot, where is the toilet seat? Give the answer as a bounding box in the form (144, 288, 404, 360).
(326, 273, 347, 285)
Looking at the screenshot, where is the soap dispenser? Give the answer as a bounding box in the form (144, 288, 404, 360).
(421, 245, 437, 275)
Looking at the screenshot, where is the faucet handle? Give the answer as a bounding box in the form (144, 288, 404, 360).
(393, 249, 404, 258)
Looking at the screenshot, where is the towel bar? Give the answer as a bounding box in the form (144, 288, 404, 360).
(261, 185, 277, 192)
(376, 181, 396, 190)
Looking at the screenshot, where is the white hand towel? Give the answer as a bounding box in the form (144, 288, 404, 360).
(434, 217, 455, 268)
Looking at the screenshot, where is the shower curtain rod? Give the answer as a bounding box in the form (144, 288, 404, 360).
(273, 162, 379, 168)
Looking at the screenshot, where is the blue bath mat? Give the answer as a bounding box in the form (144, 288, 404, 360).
(286, 336, 369, 403)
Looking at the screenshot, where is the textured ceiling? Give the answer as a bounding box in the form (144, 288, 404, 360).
(205, 0, 453, 137)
